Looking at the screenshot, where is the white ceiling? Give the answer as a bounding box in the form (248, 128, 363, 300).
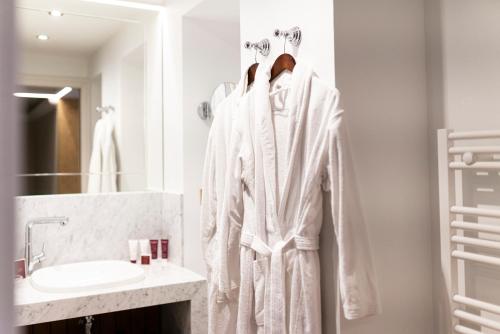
(18, 8, 126, 56)
(16, 0, 156, 56)
(17, 0, 240, 57)
(17, 0, 160, 20)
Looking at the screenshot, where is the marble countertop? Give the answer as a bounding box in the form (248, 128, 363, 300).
(15, 261, 207, 327)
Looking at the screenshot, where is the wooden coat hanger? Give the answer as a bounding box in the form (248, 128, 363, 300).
(269, 53, 296, 83)
(244, 39, 270, 86)
(270, 27, 302, 83)
(247, 62, 259, 86)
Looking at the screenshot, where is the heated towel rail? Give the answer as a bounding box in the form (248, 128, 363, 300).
(438, 129, 500, 334)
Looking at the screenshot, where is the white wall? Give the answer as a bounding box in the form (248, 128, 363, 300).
(19, 51, 89, 78)
(442, 0, 500, 131)
(121, 45, 146, 190)
(162, 10, 184, 194)
(181, 12, 240, 274)
(143, 12, 165, 191)
(240, 0, 335, 85)
(0, 0, 16, 332)
(426, 1, 500, 332)
(161, 0, 229, 195)
(160, 0, 240, 273)
(444, 3, 500, 332)
(424, 1, 448, 333)
(334, 0, 434, 333)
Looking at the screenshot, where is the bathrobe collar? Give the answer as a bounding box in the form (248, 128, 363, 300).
(233, 65, 252, 99)
(254, 59, 315, 236)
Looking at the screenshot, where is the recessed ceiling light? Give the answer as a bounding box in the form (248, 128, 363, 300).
(49, 10, 63, 17)
(36, 34, 49, 41)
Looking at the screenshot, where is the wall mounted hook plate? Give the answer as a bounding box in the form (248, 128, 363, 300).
(197, 102, 211, 120)
(244, 38, 271, 57)
(274, 26, 302, 47)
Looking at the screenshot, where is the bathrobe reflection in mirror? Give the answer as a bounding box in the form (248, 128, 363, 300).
(200, 74, 249, 334)
(219, 62, 381, 333)
(87, 112, 117, 193)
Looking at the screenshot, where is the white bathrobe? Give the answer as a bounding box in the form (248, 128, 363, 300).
(211, 82, 237, 115)
(87, 113, 117, 193)
(218, 62, 381, 334)
(200, 72, 251, 334)
(88, 118, 105, 193)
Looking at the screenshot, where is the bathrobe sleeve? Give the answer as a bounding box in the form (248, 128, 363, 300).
(200, 126, 217, 270)
(218, 125, 245, 299)
(325, 113, 381, 320)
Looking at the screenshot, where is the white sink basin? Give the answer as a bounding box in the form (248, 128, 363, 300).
(30, 260, 145, 293)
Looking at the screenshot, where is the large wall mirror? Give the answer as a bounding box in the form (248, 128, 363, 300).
(15, 0, 164, 196)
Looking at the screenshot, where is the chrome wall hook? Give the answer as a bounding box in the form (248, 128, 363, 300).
(244, 38, 271, 57)
(96, 105, 115, 114)
(273, 26, 302, 48)
(197, 102, 211, 120)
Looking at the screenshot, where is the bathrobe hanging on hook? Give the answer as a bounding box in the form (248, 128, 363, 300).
(87, 111, 117, 193)
(218, 62, 381, 333)
(201, 69, 255, 334)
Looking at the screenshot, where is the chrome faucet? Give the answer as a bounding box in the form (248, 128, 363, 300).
(25, 216, 69, 275)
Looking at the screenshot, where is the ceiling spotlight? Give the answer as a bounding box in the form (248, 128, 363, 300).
(36, 34, 49, 41)
(49, 10, 63, 17)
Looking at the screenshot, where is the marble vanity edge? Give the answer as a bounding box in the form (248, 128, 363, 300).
(15, 280, 206, 326)
(15, 264, 206, 327)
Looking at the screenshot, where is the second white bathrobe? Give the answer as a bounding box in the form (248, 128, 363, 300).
(201, 72, 251, 334)
(219, 62, 381, 333)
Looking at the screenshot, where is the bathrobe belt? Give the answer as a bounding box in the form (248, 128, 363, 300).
(240, 232, 319, 334)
